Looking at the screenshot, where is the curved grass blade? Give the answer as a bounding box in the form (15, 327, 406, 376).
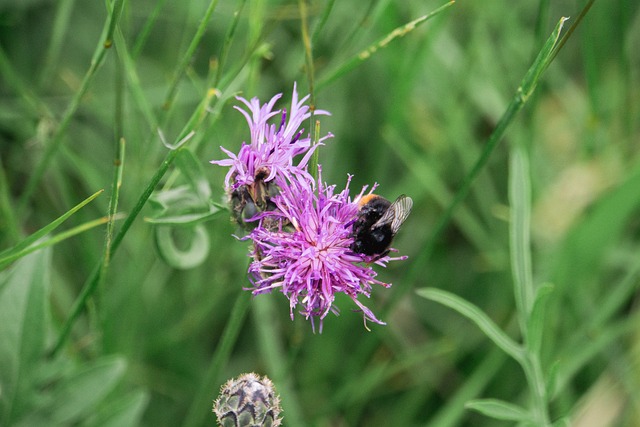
(153, 224, 210, 269)
(465, 399, 533, 423)
(0, 215, 123, 270)
(416, 288, 524, 363)
(0, 190, 104, 268)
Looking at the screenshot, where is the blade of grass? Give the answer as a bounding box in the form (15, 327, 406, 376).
(0, 190, 104, 264)
(416, 288, 524, 363)
(401, 16, 568, 295)
(131, 0, 169, 59)
(510, 141, 551, 426)
(214, 0, 248, 88)
(50, 87, 218, 356)
(0, 215, 123, 270)
(38, 0, 77, 88)
(113, 28, 159, 133)
(316, 1, 455, 91)
(299, 0, 321, 181)
(98, 135, 125, 294)
(163, 0, 221, 109)
(311, 0, 336, 45)
(465, 399, 533, 423)
(17, 0, 126, 215)
(509, 143, 534, 329)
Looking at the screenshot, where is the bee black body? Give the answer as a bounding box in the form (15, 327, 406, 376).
(351, 196, 394, 256)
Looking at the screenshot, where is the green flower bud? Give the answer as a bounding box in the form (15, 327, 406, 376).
(213, 373, 282, 427)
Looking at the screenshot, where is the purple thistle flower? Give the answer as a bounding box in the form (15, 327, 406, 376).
(247, 169, 402, 332)
(211, 82, 332, 192)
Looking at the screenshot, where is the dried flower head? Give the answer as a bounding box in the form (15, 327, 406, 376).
(247, 169, 400, 332)
(213, 373, 282, 427)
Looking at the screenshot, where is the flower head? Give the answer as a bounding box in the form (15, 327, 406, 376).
(213, 373, 282, 427)
(247, 169, 398, 332)
(211, 82, 331, 192)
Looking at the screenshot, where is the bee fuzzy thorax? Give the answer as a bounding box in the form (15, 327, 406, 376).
(357, 193, 382, 208)
(351, 194, 413, 258)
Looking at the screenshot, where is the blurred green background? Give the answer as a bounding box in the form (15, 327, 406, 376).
(1, 0, 640, 426)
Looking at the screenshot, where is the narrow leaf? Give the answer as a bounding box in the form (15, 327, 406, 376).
(0, 215, 119, 269)
(416, 288, 524, 363)
(465, 399, 533, 422)
(145, 208, 222, 225)
(0, 249, 50, 425)
(526, 283, 554, 355)
(0, 190, 103, 265)
(509, 143, 534, 322)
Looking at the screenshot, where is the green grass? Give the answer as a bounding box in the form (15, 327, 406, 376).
(1, 0, 640, 426)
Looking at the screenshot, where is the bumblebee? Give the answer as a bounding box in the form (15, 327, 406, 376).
(229, 167, 280, 229)
(351, 194, 413, 257)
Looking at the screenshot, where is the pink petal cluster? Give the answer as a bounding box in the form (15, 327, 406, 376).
(248, 171, 393, 332)
(211, 83, 406, 330)
(211, 82, 331, 191)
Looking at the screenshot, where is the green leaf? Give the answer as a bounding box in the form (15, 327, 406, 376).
(465, 399, 533, 423)
(145, 206, 222, 226)
(154, 224, 210, 269)
(0, 190, 103, 268)
(0, 249, 50, 425)
(49, 356, 127, 424)
(509, 143, 534, 322)
(526, 283, 554, 355)
(0, 216, 118, 270)
(416, 288, 524, 363)
(147, 185, 221, 226)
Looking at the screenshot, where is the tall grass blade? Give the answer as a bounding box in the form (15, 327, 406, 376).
(509, 143, 534, 328)
(0, 190, 104, 267)
(316, 1, 455, 91)
(416, 288, 524, 363)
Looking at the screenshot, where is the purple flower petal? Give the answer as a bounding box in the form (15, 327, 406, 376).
(247, 169, 399, 331)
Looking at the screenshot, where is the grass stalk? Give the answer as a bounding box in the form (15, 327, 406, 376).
(17, 0, 125, 216)
(162, 0, 221, 109)
(316, 1, 455, 91)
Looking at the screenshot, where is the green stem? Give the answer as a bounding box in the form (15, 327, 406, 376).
(163, 0, 221, 109)
(522, 354, 551, 426)
(49, 148, 180, 356)
(181, 291, 251, 427)
(18, 0, 125, 215)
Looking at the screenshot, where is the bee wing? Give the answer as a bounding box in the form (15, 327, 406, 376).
(374, 195, 413, 233)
